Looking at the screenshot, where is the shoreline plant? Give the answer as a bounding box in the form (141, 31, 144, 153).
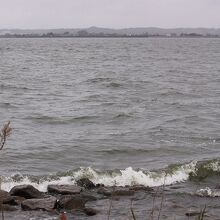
(0, 121, 12, 150)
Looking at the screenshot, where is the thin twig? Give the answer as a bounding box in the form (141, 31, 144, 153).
(149, 186, 159, 220)
(157, 176, 166, 220)
(1, 203, 4, 220)
(198, 205, 206, 220)
(107, 183, 116, 220)
(130, 200, 137, 220)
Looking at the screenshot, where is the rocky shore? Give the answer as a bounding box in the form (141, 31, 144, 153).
(0, 178, 154, 219)
(1, 179, 220, 219)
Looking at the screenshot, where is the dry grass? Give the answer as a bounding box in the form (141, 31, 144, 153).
(0, 121, 12, 150)
(130, 200, 137, 220)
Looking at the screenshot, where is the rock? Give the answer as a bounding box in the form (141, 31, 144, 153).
(76, 178, 95, 189)
(95, 183, 105, 187)
(84, 207, 98, 216)
(2, 196, 18, 206)
(48, 184, 82, 195)
(0, 190, 9, 200)
(114, 187, 134, 196)
(97, 187, 134, 196)
(129, 185, 153, 192)
(97, 187, 112, 196)
(80, 192, 97, 201)
(10, 185, 44, 199)
(21, 196, 57, 211)
(0, 190, 10, 202)
(185, 209, 206, 217)
(11, 196, 26, 205)
(0, 204, 18, 211)
(59, 195, 87, 210)
(0, 189, 18, 206)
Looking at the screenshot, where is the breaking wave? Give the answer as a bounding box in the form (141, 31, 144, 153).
(2, 159, 220, 193)
(196, 187, 220, 197)
(0, 161, 197, 192)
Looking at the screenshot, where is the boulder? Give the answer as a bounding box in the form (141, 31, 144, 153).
(0, 204, 18, 211)
(0, 189, 18, 205)
(95, 183, 105, 188)
(97, 187, 112, 196)
(185, 210, 203, 217)
(114, 188, 134, 196)
(21, 196, 57, 211)
(76, 178, 95, 189)
(97, 187, 134, 196)
(59, 195, 87, 210)
(2, 196, 18, 206)
(0, 190, 10, 202)
(0, 190, 9, 199)
(84, 207, 99, 216)
(10, 185, 44, 199)
(129, 185, 153, 192)
(48, 185, 82, 195)
(80, 192, 97, 201)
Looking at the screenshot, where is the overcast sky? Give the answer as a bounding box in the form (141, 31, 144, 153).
(0, 0, 220, 29)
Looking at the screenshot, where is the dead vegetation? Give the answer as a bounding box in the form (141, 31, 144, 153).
(0, 121, 12, 150)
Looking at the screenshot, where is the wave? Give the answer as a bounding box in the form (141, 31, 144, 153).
(0, 161, 196, 192)
(189, 159, 220, 181)
(0, 102, 18, 109)
(2, 159, 220, 193)
(0, 83, 31, 91)
(114, 112, 132, 119)
(196, 187, 220, 197)
(25, 115, 99, 125)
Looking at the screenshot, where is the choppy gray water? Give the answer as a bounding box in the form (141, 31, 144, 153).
(0, 38, 220, 190)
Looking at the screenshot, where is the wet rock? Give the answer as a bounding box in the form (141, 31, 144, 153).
(2, 196, 18, 206)
(59, 195, 87, 210)
(0, 190, 18, 206)
(81, 191, 98, 200)
(48, 184, 82, 195)
(0, 190, 10, 202)
(10, 185, 44, 199)
(11, 196, 26, 205)
(114, 187, 135, 196)
(0, 190, 9, 199)
(95, 183, 105, 188)
(97, 187, 134, 196)
(84, 207, 98, 216)
(0, 204, 18, 211)
(185, 209, 205, 217)
(129, 185, 153, 192)
(21, 196, 57, 211)
(97, 187, 112, 196)
(76, 178, 95, 189)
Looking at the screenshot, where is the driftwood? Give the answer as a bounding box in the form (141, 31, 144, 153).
(0, 121, 12, 150)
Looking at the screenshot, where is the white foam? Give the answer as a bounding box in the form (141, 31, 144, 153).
(204, 161, 220, 172)
(196, 187, 220, 197)
(0, 161, 197, 192)
(1, 176, 75, 192)
(74, 161, 197, 187)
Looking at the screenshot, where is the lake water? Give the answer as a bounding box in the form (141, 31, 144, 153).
(0, 38, 220, 193)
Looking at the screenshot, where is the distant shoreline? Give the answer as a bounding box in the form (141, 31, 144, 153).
(1, 27, 220, 38)
(1, 35, 220, 39)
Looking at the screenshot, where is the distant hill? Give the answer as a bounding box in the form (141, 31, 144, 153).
(0, 27, 220, 36)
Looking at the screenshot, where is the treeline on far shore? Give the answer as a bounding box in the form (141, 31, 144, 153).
(0, 31, 220, 38)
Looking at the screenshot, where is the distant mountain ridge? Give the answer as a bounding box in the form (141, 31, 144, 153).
(1, 26, 220, 36)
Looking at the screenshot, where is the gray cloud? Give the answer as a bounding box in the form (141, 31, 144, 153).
(0, 0, 219, 28)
